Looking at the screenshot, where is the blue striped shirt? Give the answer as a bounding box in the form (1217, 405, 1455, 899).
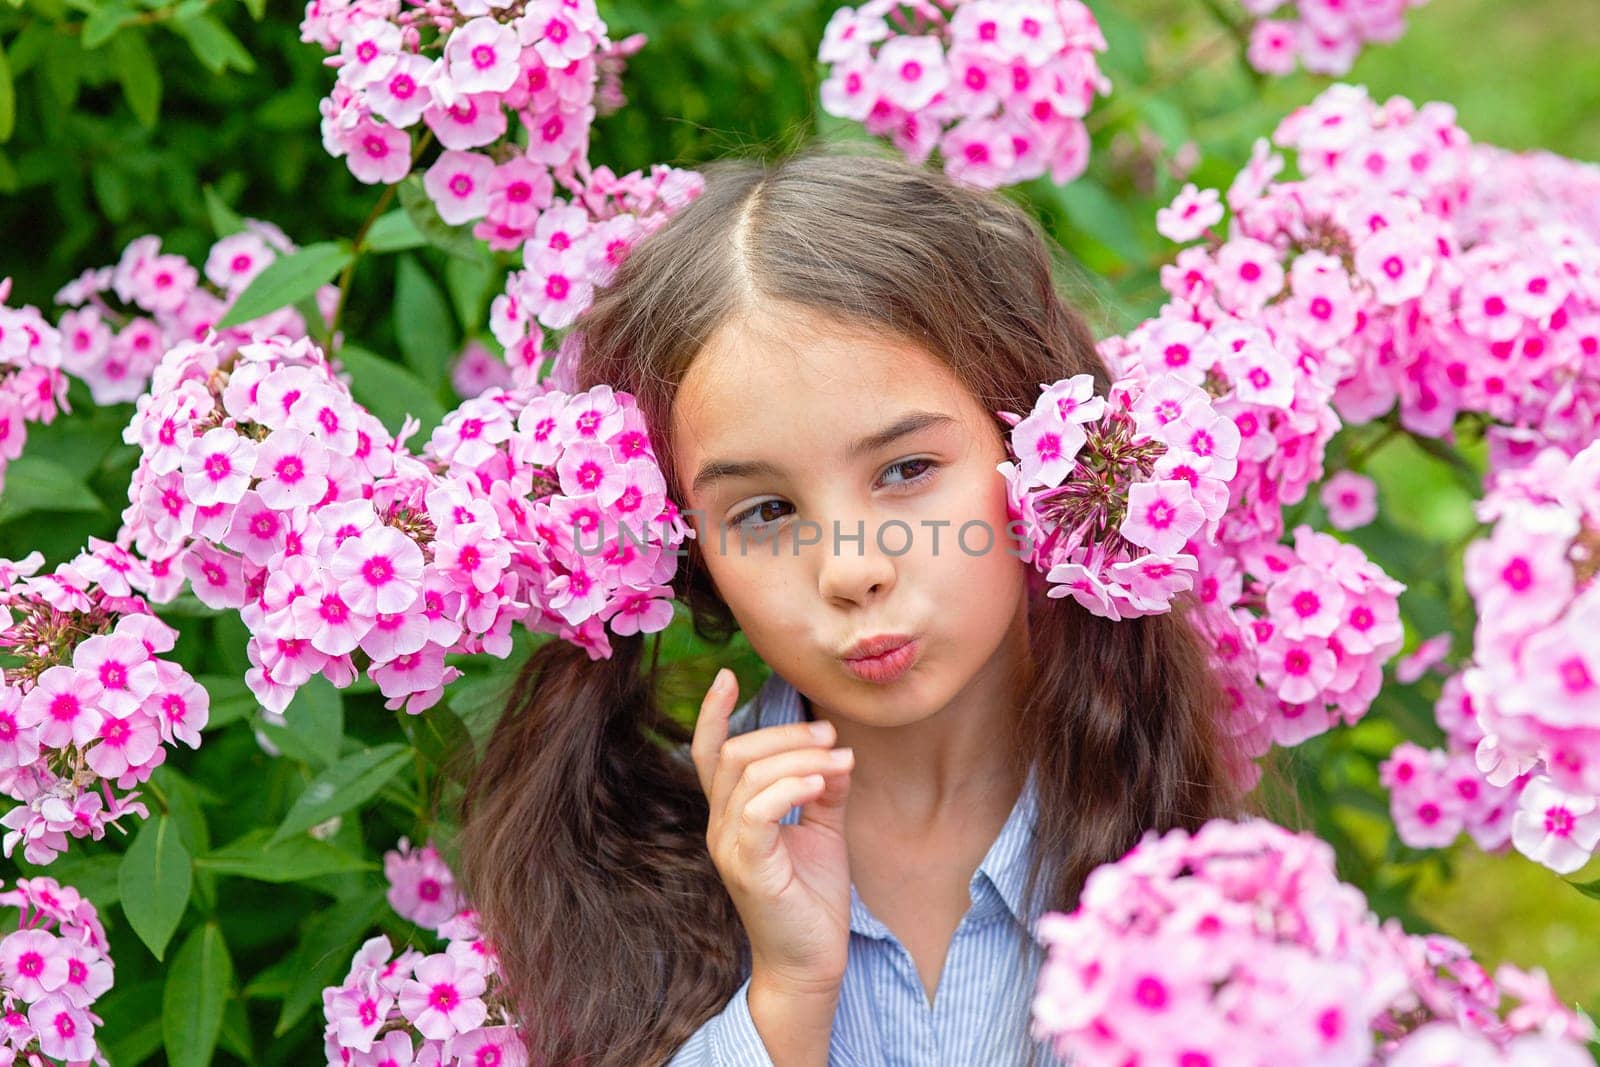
(667, 671, 1071, 1066)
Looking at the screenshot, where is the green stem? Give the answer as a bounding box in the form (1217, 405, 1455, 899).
(1343, 420, 1401, 472)
(326, 130, 435, 349)
(414, 749, 431, 826)
(142, 775, 171, 816)
(1196, 0, 1250, 44)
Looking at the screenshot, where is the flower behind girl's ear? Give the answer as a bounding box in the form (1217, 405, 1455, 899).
(1000, 370, 1234, 621)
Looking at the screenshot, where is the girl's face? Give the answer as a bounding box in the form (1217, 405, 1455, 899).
(671, 305, 1032, 732)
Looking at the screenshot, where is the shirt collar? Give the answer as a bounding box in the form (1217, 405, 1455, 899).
(749, 671, 1045, 939)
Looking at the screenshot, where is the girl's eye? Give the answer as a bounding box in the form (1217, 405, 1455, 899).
(881, 457, 939, 488)
(728, 498, 792, 530)
(726, 459, 941, 531)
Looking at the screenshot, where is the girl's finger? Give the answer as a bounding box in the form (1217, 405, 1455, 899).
(713, 716, 837, 821)
(732, 774, 830, 866)
(723, 747, 854, 837)
(689, 668, 738, 801)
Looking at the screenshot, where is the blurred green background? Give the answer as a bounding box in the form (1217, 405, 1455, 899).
(0, 0, 1596, 1058)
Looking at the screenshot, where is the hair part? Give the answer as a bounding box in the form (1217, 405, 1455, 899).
(454, 143, 1251, 1065)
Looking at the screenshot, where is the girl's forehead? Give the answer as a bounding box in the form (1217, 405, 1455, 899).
(667, 311, 983, 492)
(675, 310, 968, 432)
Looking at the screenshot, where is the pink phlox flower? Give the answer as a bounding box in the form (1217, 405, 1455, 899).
(182, 542, 248, 611)
(396, 951, 489, 1041)
(254, 428, 333, 509)
(71, 633, 158, 716)
(1156, 183, 1224, 243)
(331, 524, 425, 615)
(1122, 480, 1206, 557)
(144, 659, 210, 749)
(384, 836, 464, 931)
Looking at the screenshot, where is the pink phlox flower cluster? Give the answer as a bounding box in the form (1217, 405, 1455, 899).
(1241, 0, 1431, 78)
(1101, 296, 1341, 560)
(304, 0, 705, 400)
(1190, 526, 1405, 783)
(1451, 440, 1600, 873)
(0, 278, 73, 498)
(1160, 84, 1600, 468)
(816, 0, 1111, 189)
(1136, 80, 1600, 858)
(306, 0, 612, 193)
(1379, 670, 1525, 857)
(115, 332, 686, 717)
(0, 876, 115, 1065)
(1029, 817, 1596, 1067)
(0, 545, 207, 866)
(486, 159, 704, 390)
(323, 848, 526, 1065)
(998, 371, 1234, 621)
(384, 836, 463, 931)
(417, 379, 688, 661)
(52, 225, 332, 405)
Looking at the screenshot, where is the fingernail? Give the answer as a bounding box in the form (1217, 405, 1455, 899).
(810, 722, 832, 742)
(713, 668, 731, 693)
(828, 748, 854, 765)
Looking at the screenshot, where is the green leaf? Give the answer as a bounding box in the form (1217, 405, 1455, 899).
(445, 255, 494, 335)
(270, 743, 412, 844)
(82, 1, 136, 48)
(195, 672, 256, 731)
(215, 241, 351, 330)
(274, 889, 385, 1036)
(41, 34, 82, 110)
(202, 184, 245, 238)
(5, 23, 52, 78)
(0, 37, 15, 143)
(155, 766, 211, 858)
(336, 343, 446, 436)
(196, 828, 378, 883)
(1571, 877, 1600, 902)
(282, 674, 344, 768)
(109, 28, 160, 127)
(0, 454, 104, 524)
(154, 591, 222, 619)
(401, 701, 475, 785)
(1044, 178, 1146, 267)
(239, 0, 263, 19)
(364, 208, 427, 253)
(162, 923, 233, 1067)
(91, 160, 132, 222)
(397, 174, 484, 261)
(170, 12, 256, 74)
(394, 254, 455, 388)
(219, 996, 253, 1062)
(118, 815, 193, 961)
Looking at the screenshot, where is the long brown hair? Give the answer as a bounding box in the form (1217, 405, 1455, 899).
(454, 143, 1251, 1066)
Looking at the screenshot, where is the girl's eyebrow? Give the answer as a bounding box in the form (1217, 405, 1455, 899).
(690, 410, 958, 496)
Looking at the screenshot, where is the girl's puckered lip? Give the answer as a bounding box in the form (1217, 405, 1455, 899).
(840, 633, 915, 660)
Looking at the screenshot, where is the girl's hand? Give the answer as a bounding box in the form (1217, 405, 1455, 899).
(691, 668, 854, 995)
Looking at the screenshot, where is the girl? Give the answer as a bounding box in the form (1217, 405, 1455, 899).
(456, 145, 1249, 1066)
